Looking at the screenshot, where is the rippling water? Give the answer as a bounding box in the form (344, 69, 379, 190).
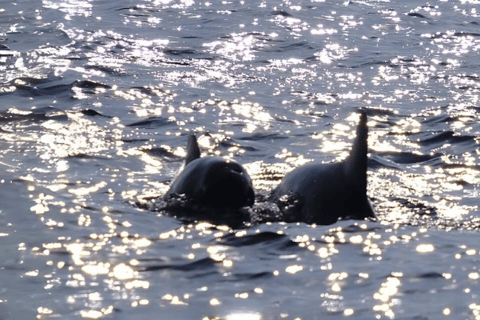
(2, 0, 480, 319)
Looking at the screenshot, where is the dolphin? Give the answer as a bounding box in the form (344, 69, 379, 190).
(273, 111, 375, 225)
(164, 135, 255, 211)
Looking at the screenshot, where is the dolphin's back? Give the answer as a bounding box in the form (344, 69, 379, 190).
(274, 111, 375, 225)
(166, 155, 255, 210)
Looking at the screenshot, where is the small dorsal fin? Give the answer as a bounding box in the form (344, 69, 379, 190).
(185, 134, 201, 165)
(344, 111, 368, 190)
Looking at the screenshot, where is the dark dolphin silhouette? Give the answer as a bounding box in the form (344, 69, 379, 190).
(273, 111, 375, 225)
(165, 135, 255, 211)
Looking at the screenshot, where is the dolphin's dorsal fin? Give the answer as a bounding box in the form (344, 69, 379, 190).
(344, 111, 368, 190)
(185, 134, 201, 165)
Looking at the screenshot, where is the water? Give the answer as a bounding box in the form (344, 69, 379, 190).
(1, 0, 480, 319)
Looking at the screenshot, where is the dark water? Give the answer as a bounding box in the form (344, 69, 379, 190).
(1, 0, 480, 319)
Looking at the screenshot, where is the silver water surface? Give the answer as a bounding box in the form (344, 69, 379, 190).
(1, 0, 480, 319)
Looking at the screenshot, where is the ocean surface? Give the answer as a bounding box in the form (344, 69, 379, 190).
(1, 0, 480, 319)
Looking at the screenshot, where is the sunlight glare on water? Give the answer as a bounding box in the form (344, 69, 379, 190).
(2, 0, 480, 319)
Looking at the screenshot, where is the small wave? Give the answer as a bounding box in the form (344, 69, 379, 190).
(426, 31, 480, 39)
(271, 10, 293, 17)
(0, 78, 111, 98)
(407, 12, 428, 19)
(238, 133, 286, 142)
(130, 86, 171, 97)
(66, 154, 110, 161)
(126, 117, 175, 128)
(223, 271, 273, 281)
(416, 130, 475, 147)
(142, 147, 181, 161)
(415, 272, 444, 279)
(139, 257, 217, 272)
(220, 231, 287, 247)
(0, 106, 68, 123)
(373, 152, 440, 165)
(84, 65, 126, 76)
(163, 48, 197, 56)
(80, 109, 112, 118)
(420, 113, 453, 126)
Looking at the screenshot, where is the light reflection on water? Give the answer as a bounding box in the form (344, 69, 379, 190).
(4, 99, 480, 319)
(3, 100, 480, 317)
(2, 0, 480, 319)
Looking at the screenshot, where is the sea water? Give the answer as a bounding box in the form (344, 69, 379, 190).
(1, 0, 480, 319)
